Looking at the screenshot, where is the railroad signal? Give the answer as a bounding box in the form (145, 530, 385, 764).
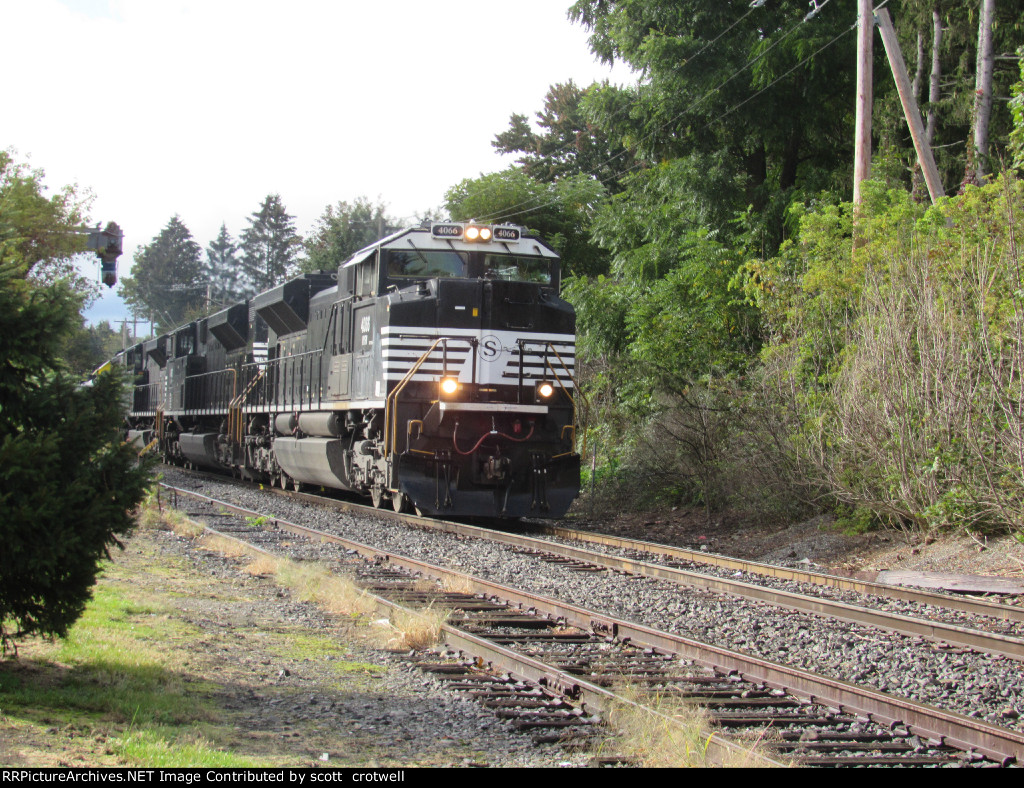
(86, 222, 123, 287)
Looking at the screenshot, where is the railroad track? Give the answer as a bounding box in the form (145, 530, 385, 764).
(158, 480, 1024, 766)
(168, 466, 1024, 662)
(531, 523, 1024, 622)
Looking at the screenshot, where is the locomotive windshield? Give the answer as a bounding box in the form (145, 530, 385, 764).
(481, 254, 552, 285)
(388, 249, 468, 279)
(385, 249, 553, 285)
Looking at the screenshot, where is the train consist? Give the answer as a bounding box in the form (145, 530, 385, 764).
(116, 222, 581, 518)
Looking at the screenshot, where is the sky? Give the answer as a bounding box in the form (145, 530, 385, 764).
(4, 0, 630, 327)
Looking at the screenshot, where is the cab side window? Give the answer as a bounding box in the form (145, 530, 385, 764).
(356, 255, 378, 297)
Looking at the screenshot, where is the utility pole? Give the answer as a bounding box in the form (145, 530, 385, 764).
(876, 8, 945, 202)
(853, 0, 873, 205)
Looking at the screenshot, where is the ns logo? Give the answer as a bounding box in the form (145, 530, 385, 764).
(477, 335, 503, 362)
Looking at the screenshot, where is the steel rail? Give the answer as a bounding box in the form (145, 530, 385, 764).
(162, 483, 1024, 766)
(166, 470, 1024, 659)
(442, 529, 1024, 662)
(170, 492, 778, 767)
(534, 524, 1024, 624)
(167, 470, 1024, 658)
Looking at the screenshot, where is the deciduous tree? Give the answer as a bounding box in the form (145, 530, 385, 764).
(445, 168, 609, 277)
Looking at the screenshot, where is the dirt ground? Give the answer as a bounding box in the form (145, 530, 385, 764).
(566, 504, 1024, 581)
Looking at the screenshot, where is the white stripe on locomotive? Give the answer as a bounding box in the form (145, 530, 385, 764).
(381, 326, 575, 388)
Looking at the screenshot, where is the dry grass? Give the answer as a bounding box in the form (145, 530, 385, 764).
(243, 555, 280, 577)
(273, 560, 381, 621)
(603, 684, 782, 768)
(372, 605, 450, 651)
(135, 489, 206, 538)
(134, 492, 450, 653)
(441, 574, 475, 595)
(203, 533, 450, 651)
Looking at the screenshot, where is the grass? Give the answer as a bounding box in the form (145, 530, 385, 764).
(601, 684, 782, 768)
(1, 489, 461, 768)
(1, 585, 206, 726)
(0, 576, 243, 767)
(110, 728, 265, 768)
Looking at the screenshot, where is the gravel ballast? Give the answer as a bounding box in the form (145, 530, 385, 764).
(162, 468, 1024, 735)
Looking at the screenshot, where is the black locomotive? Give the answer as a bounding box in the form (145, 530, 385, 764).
(116, 222, 581, 518)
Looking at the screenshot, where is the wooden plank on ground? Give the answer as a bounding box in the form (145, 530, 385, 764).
(875, 570, 1024, 595)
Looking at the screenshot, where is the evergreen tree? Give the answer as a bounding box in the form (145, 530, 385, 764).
(0, 153, 151, 651)
(302, 197, 400, 274)
(205, 223, 244, 304)
(121, 216, 205, 333)
(239, 194, 302, 291)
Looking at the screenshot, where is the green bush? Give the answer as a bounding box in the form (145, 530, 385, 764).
(754, 177, 1024, 533)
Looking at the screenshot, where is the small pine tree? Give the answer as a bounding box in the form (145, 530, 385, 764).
(0, 155, 151, 652)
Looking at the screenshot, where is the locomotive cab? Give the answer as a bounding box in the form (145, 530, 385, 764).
(348, 223, 580, 517)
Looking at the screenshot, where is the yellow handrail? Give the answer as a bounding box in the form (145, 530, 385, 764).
(229, 368, 265, 445)
(384, 338, 445, 458)
(538, 342, 589, 460)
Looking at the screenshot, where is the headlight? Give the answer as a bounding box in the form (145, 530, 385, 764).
(464, 224, 493, 243)
(440, 377, 459, 396)
(536, 381, 555, 399)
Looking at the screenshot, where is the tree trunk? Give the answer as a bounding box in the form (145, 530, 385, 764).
(925, 7, 942, 148)
(972, 0, 995, 179)
(913, 29, 926, 102)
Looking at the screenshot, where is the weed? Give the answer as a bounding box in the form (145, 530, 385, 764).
(376, 605, 449, 651)
(603, 683, 782, 768)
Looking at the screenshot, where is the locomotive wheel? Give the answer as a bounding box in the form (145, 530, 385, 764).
(392, 493, 408, 513)
(370, 485, 384, 509)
